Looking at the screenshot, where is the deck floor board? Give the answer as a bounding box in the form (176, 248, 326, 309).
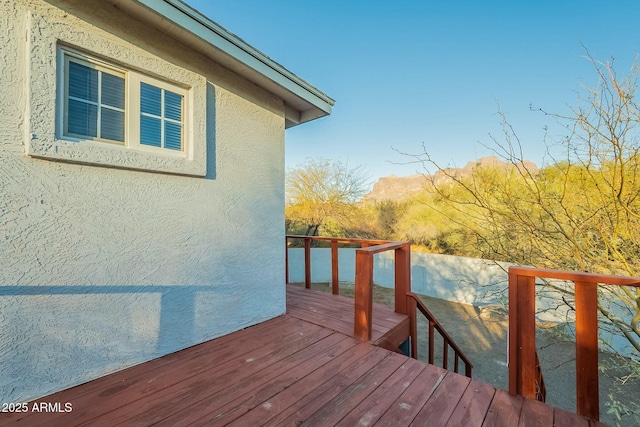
(373, 361, 447, 427)
(482, 389, 524, 427)
(0, 285, 607, 427)
(334, 357, 427, 427)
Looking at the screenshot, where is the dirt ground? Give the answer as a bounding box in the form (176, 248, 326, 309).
(300, 282, 639, 427)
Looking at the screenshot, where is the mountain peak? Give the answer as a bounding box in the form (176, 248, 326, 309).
(364, 157, 538, 203)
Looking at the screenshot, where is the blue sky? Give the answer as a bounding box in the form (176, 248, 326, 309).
(184, 0, 640, 183)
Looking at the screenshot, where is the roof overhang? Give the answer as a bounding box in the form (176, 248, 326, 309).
(104, 0, 334, 128)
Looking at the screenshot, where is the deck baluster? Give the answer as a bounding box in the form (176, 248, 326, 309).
(508, 266, 640, 421)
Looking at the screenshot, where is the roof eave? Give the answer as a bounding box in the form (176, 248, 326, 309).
(106, 0, 334, 127)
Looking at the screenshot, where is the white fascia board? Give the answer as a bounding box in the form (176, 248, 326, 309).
(131, 0, 334, 125)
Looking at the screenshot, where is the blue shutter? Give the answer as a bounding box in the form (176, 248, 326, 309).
(164, 122, 182, 151)
(141, 83, 161, 116)
(165, 91, 182, 121)
(66, 59, 124, 142)
(68, 100, 98, 137)
(68, 62, 98, 102)
(67, 62, 98, 137)
(101, 73, 125, 142)
(140, 83, 184, 150)
(101, 73, 124, 109)
(101, 108, 124, 142)
(140, 116, 162, 147)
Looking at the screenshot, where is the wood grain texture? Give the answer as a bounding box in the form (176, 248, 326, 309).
(0, 286, 608, 427)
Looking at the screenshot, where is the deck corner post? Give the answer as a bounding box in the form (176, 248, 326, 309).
(354, 249, 374, 342)
(575, 281, 599, 421)
(331, 240, 339, 294)
(508, 269, 518, 396)
(394, 243, 411, 315)
(508, 269, 537, 399)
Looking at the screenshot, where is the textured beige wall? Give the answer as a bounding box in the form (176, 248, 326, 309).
(0, 0, 286, 403)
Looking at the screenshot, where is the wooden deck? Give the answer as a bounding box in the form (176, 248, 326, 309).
(0, 286, 604, 427)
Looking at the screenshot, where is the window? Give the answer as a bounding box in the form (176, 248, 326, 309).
(28, 21, 207, 176)
(62, 49, 186, 155)
(140, 83, 183, 151)
(65, 59, 125, 143)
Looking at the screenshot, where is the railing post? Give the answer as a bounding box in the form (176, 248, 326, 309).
(407, 294, 417, 359)
(285, 236, 289, 285)
(354, 250, 373, 342)
(331, 240, 339, 294)
(428, 320, 435, 365)
(508, 271, 518, 396)
(394, 243, 411, 315)
(509, 272, 537, 399)
(575, 281, 599, 421)
(304, 237, 311, 289)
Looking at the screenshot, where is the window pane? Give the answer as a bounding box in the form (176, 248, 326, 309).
(165, 91, 182, 121)
(101, 108, 124, 142)
(68, 99, 97, 137)
(164, 122, 182, 151)
(140, 115, 161, 147)
(69, 62, 98, 102)
(102, 73, 124, 109)
(140, 83, 161, 116)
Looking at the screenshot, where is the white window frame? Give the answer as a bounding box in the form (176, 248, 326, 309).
(26, 12, 208, 177)
(59, 47, 189, 159)
(62, 52, 127, 145)
(130, 75, 188, 157)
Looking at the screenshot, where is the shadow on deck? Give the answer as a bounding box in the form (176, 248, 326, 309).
(0, 286, 605, 427)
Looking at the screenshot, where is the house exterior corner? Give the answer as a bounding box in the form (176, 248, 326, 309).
(0, 0, 328, 403)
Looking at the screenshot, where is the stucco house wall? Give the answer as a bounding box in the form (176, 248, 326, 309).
(0, 0, 295, 403)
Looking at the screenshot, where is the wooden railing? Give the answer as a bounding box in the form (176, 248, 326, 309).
(508, 266, 640, 421)
(285, 235, 473, 378)
(285, 235, 389, 295)
(407, 292, 473, 377)
(285, 235, 409, 342)
(353, 240, 411, 342)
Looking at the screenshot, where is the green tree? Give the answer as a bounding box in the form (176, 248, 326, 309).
(285, 159, 369, 236)
(410, 53, 640, 355)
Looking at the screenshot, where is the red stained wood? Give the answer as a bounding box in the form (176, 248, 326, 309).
(1, 315, 307, 427)
(574, 281, 599, 420)
(507, 266, 639, 422)
(354, 250, 374, 341)
(508, 266, 640, 286)
(408, 372, 471, 426)
(331, 240, 339, 294)
(509, 273, 537, 399)
(286, 286, 407, 344)
(518, 398, 554, 427)
(554, 408, 590, 427)
(408, 294, 418, 359)
(159, 333, 355, 427)
(335, 357, 427, 427)
(260, 348, 392, 427)
(304, 237, 311, 288)
(0, 285, 608, 427)
(374, 364, 448, 427)
(445, 379, 495, 427)
(85, 327, 336, 426)
(226, 342, 375, 427)
(394, 243, 411, 315)
(483, 389, 524, 427)
(374, 316, 411, 349)
(297, 352, 407, 426)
